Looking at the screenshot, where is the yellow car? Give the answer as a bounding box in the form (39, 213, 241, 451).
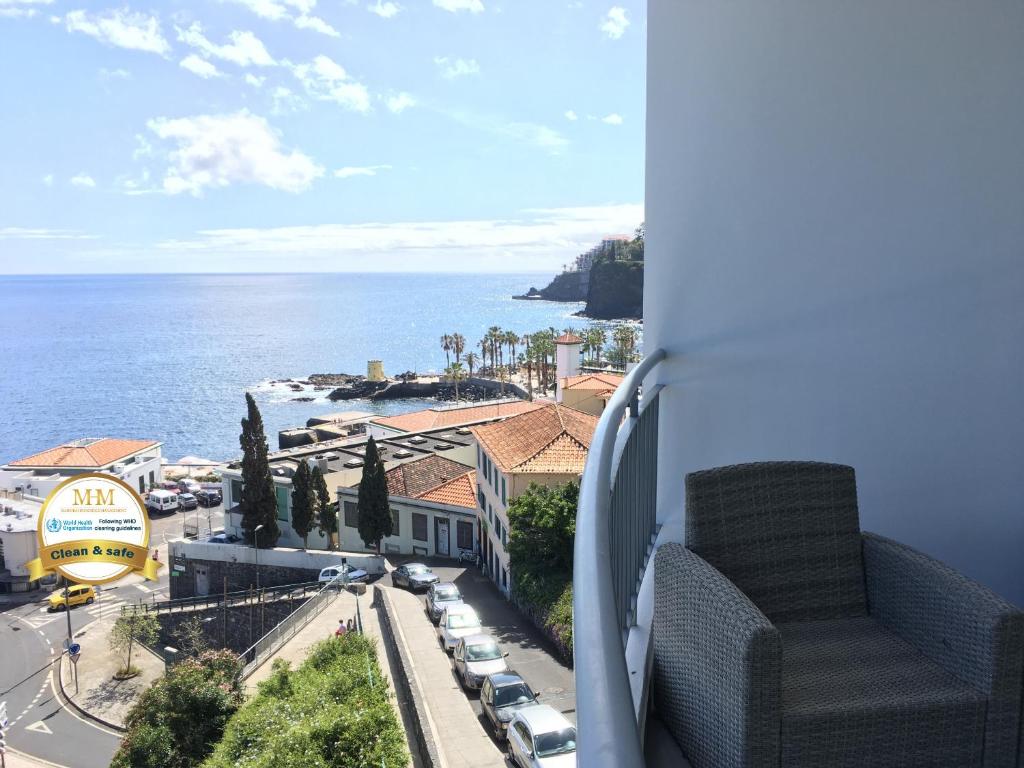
(47, 584, 96, 611)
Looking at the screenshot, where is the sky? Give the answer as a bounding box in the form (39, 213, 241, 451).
(0, 0, 645, 273)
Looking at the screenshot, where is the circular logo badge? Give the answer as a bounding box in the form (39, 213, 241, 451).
(31, 473, 156, 585)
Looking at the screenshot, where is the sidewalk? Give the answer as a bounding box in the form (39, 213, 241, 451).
(58, 615, 163, 729)
(380, 585, 505, 768)
(2, 748, 69, 768)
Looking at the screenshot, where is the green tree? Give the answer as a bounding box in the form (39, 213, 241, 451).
(446, 361, 466, 401)
(290, 459, 315, 549)
(238, 393, 280, 548)
(451, 332, 466, 363)
(440, 333, 453, 368)
(465, 351, 479, 376)
(612, 325, 638, 368)
(313, 465, 336, 550)
(507, 481, 578, 575)
(110, 611, 160, 677)
(357, 437, 392, 553)
(112, 650, 243, 768)
(172, 616, 209, 658)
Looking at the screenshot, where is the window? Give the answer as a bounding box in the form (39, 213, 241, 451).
(478, 486, 486, 510)
(138, 476, 145, 493)
(344, 500, 359, 528)
(501, 526, 507, 549)
(493, 469, 499, 494)
(148, 470, 154, 486)
(412, 512, 428, 542)
(275, 486, 289, 521)
(477, 445, 482, 469)
(488, 503, 492, 525)
(457, 520, 473, 550)
(502, 568, 507, 588)
(495, 518, 502, 543)
(391, 509, 400, 537)
(501, 477, 506, 506)
(231, 479, 243, 506)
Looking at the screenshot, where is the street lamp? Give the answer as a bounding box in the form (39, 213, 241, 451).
(254, 524, 264, 591)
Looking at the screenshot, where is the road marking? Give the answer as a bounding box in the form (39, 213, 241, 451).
(135, 584, 151, 593)
(48, 657, 121, 737)
(25, 719, 53, 734)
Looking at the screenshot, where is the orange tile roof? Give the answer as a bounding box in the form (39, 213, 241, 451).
(470, 404, 598, 474)
(554, 333, 582, 345)
(378, 454, 475, 501)
(562, 372, 625, 391)
(8, 438, 160, 468)
(417, 470, 478, 509)
(371, 400, 546, 433)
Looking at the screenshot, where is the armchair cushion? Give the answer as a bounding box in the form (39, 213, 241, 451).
(685, 462, 867, 623)
(779, 615, 986, 768)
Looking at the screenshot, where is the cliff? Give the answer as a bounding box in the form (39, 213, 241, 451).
(584, 259, 644, 319)
(514, 270, 587, 303)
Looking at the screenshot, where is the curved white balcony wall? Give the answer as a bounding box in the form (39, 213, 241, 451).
(645, 0, 1024, 604)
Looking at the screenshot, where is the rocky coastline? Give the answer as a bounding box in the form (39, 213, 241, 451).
(269, 373, 526, 403)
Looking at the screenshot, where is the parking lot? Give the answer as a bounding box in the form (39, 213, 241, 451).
(383, 557, 576, 740)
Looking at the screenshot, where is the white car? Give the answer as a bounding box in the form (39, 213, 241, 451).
(506, 705, 577, 767)
(452, 634, 509, 690)
(437, 604, 481, 653)
(318, 563, 368, 584)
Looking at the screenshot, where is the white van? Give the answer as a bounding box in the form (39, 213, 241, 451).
(146, 489, 179, 514)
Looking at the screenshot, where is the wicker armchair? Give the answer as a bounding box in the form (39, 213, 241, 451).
(653, 461, 1024, 768)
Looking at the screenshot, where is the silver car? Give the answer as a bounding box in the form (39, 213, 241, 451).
(452, 634, 509, 690)
(425, 582, 463, 624)
(391, 562, 439, 591)
(437, 604, 481, 653)
(507, 705, 577, 767)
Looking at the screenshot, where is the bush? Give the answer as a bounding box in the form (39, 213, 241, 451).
(112, 650, 244, 768)
(203, 633, 407, 768)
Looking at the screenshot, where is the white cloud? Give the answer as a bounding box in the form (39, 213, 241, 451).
(434, 56, 480, 80)
(41, 174, 53, 186)
(99, 67, 131, 80)
(65, 9, 170, 55)
(334, 164, 391, 178)
(601, 112, 623, 125)
(70, 173, 96, 188)
(245, 73, 265, 88)
(177, 23, 276, 67)
(180, 54, 224, 79)
(271, 86, 305, 114)
(292, 55, 371, 113)
(0, 227, 97, 240)
(146, 110, 324, 195)
(600, 6, 629, 39)
(432, 0, 483, 13)
(367, 0, 400, 18)
(564, 110, 578, 121)
(293, 14, 338, 36)
(385, 92, 416, 114)
(0, 0, 51, 19)
(448, 110, 568, 154)
(152, 203, 644, 272)
(223, 0, 338, 36)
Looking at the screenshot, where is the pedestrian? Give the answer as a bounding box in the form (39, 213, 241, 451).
(335, 618, 347, 637)
(346, 618, 355, 634)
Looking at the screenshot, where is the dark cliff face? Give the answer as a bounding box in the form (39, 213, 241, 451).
(584, 260, 643, 319)
(537, 270, 587, 302)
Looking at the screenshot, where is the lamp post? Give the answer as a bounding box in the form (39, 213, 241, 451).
(254, 524, 264, 591)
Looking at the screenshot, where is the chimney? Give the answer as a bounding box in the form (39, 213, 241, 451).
(554, 333, 583, 402)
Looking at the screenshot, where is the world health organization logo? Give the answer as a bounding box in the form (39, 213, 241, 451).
(45, 518, 62, 533)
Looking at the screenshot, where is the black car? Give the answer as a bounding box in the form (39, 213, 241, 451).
(391, 562, 439, 591)
(207, 532, 241, 544)
(177, 492, 199, 511)
(480, 673, 540, 740)
(195, 489, 222, 507)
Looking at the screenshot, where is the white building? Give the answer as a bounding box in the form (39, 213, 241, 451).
(471, 403, 597, 597)
(0, 437, 163, 499)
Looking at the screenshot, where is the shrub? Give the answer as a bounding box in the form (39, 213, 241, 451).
(203, 633, 407, 768)
(112, 650, 244, 768)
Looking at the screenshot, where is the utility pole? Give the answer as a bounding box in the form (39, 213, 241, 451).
(64, 581, 72, 648)
(254, 523, 264, 591)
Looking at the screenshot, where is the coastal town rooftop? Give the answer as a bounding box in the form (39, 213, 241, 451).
(369, 398, 547, 435)
(3, 437, 161, 469)
(347, 453, 478, 510)
(470, 403, 598, 475)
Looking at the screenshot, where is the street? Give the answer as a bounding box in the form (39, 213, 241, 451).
(0, 502, 224, 768)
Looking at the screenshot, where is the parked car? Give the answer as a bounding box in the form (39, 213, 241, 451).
(481, 673, 540, 740)
(506, 705, 577, 767)
(391, 562, 439, 591)
(438, 604, 482, 653)
(318, 563, 368, 584)
(425, 582, 463, 624)
(195, 489, 222, 507)
(177, 492, 199, 511)
(452, 634, 509, 690)
(176, 480, 201, 495)
(47, 584, 95, 611)
(207, 532, 242, 544)
(146, 489, 179, 514)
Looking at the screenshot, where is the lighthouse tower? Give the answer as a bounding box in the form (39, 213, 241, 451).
(554, 333, 583, 402)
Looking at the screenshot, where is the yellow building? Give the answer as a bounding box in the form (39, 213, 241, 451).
(558, 372, 625, 416)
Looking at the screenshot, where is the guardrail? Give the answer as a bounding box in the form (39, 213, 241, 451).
(121, 580, 323, 615)
(236, 573, 349, 678)
(574, 348, 666, 767)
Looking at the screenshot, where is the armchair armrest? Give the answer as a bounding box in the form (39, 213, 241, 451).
(653, 543, 781, 768)
(862, 532, 1024, 767)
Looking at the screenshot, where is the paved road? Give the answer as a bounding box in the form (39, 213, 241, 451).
(384, 557, 576, 748)
(0, 502, 224, 768)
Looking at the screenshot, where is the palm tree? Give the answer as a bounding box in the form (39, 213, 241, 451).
(441, 334, 453, 368)
(452, 333, 466, 364)
(465, 351, 479, 376)
(612, 325, 637, 368)
(487, 326, 502, 374)
(587, 328, 606, 366)
(446, 362, 466, 401)
(478, 336, 489, 374)
(504, 331, 519, 377)
(524, 335, 534, 400)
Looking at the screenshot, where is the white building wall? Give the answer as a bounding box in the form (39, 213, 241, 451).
(477, 446, 511, 596)
(336, 491, 477, 558)
(0, 529, 38, 578)
(646, 0, 1024, 605)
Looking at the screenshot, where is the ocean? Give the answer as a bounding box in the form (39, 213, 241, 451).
(0, 273, 622, 463)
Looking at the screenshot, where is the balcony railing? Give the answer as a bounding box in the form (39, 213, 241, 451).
(575, 348, 666, 767)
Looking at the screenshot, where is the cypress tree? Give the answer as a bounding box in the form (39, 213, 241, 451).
(290, 460, 314, 549)
(357, 436, 392, 553)
(239, 392, 280, 548)
(313, 465, 336, 550)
